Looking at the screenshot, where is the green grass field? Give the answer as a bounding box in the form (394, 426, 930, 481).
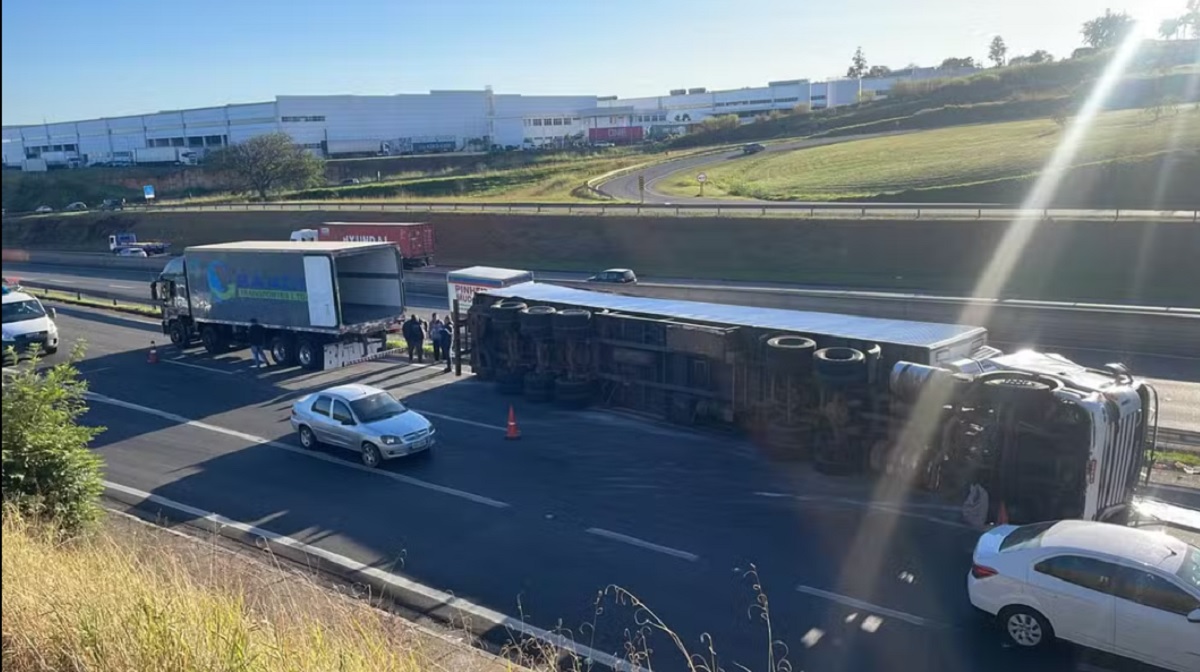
(657, 108, 1200, 201)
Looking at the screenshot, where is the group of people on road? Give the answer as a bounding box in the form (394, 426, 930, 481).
(402, 312, 453, 373)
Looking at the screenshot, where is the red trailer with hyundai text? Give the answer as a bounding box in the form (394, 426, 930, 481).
(291, 222, 435, 269)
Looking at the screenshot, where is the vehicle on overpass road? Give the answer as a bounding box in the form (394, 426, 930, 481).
(25, 302, 1198, 672)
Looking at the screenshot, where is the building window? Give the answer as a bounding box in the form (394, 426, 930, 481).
(533, 119, 543, 126)
(281, 115, 326, 122)
(775, 97, 799, 103)
(552, 118, 563, 126)
(205, 135, 225, 146)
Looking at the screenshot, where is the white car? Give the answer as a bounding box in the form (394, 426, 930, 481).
(290, 384, 435, 467)
(969, 520, 1200, 671)
(34, 205, 54, 213)
(117, 247, 148, 257)
(2, 288, 60, 363)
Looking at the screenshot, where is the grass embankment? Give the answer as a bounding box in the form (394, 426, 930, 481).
(2, 512, 513, 672)
(27, 287, 159, 318)
(657, 108, 1200, 201)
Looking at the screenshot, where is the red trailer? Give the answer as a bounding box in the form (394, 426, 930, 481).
(311, 222, 435, 269)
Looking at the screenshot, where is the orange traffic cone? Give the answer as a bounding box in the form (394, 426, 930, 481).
(147, 340, 159, 364)
(996, 501, 1009, 525)
(505, 405, 521, 440)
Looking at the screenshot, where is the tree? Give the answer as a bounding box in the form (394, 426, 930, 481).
(847, 47, 868, 78)
(1159, 17, 1183, 39)
(1182, 0, 1200, 38)
(1081, 9, 1135, 49)
(866, 65, 892, 78)
(207, 132, 325, 200)
(697, 114, 740, 133)
(939, 56, 977, 69)
(2, 345, 105, 534)
(1009, 50, 1054, 66)
(988, 36, 1008, 67)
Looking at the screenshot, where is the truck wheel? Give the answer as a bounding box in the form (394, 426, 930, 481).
(296, 338, 324, 371)
(490, 301, 527, 327)
(168, 321, 190, 347)
(519, 305, 556, 338)
(765, 335, 817, 373)
(270, 335, 297, 366)
(200, 326, 228, 355)
(552, 308, 592, 338)
(814, 347, 867, 386)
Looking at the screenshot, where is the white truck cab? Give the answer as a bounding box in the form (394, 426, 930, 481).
(290, 229, 319, 242)
(2, 287, 60, 361)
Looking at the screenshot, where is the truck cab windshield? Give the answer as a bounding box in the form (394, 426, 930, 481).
(350, 393, 408, 422)
(2, 300, 46, 324)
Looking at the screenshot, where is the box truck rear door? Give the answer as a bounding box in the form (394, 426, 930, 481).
(303, 256, 338, 327)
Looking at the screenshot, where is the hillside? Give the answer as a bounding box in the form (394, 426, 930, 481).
(656, 108, 1200, 205)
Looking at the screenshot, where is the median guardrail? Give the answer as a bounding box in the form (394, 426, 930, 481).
(14, 201, 1193, 221)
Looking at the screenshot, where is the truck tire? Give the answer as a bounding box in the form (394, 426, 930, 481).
(296, 337, 324, 371)
(168, 321, 191, 347)
(270, 335, 297, 366)
(977, 371, 1062, 411)
(491, 300, 527, 327)
(765, 335, 817, 373)
(552, 308, 592, 337)
(520, 305, 556, 338)
(814, 347, 867, 386)
(764, 420, 810, 460)
(554, 378, 593, 408)
(524, 373, 554, 402)
(200, 325, 228, 355)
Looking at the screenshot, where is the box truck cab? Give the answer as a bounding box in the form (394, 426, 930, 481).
(152, 241, 406, 370)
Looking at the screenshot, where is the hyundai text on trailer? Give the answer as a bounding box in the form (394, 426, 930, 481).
(290, 222, 435, 269)
(464, 274, 1159, 525)
(151, 241, 406, 370)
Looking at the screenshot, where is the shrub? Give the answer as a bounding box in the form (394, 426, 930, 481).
(2, 345, 105, 534)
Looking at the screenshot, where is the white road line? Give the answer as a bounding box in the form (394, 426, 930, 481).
(103, 481, 642, 672)
(585, 528, 700, 562)
(794, 585, 947, 629)
(85, 392, 510, 509)
(416, 409, 506, 431)
(162, 359, 236, 375)
(753, 492, 971, 530)
(107, 283, 135, 289)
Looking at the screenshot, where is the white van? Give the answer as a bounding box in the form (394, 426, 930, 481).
(2, 287, 60, 362)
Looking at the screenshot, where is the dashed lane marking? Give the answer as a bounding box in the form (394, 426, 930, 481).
(103, 481, 641, 672)
(795, 584, 949, 629)
(586, 527, 700, 562)
(85, 392, 510, 509)
(162, 359, 236, 375)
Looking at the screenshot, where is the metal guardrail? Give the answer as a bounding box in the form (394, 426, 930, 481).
(39, 201, 1198, 221)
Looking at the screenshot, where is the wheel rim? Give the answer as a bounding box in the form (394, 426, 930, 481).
(362, 445, 378, 467)
(1007, 613, 1042, 647)
(273, 343, 288, 363)
(299, 428, 313, 447)
(298, 347, 313, 367)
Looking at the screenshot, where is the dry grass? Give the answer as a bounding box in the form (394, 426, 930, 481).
(1, 512, 518, 672)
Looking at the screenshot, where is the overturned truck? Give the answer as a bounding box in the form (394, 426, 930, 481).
(466, 279, 1159, 526)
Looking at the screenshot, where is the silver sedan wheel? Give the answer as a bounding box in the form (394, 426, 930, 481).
(361, 443, 381, 468)
(298, 426, 316, 449)
(1006, 612, 1043, 647)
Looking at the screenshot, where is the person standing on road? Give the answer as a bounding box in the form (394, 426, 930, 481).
(403, 315, 425, 363)
(429, 313, 444, 361)
(248, 318, 267, 369)
(434, 317, 452, 372)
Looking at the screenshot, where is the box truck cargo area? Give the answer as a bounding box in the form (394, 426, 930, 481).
(152, 241, 406, 370)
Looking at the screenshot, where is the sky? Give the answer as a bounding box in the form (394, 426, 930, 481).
(0, 0, 1187, 125)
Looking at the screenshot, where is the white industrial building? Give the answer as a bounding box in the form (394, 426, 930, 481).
(1, 66, 977, 168)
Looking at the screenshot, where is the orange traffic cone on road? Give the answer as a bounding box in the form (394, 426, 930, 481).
(147, 341, 159, 364)
(996, 501, 1009, 525)
(505, 405, 521, 440)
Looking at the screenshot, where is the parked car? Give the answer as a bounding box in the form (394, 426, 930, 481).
(588, 268, 638, 284)
(64, 202, 88, 212)
(968, 520, 1199, 672)
(339, 178, 361, 186)
(290, 384, 435, 467)
(100, 198, 126, 211)
(34, 205, 54, 213)
(743, 143, 766, 155)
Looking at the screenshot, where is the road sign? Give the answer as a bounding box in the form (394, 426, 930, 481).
(697, 173, 708, 183)
(638, 174, 646, 204)
(143, 185, 155, 200)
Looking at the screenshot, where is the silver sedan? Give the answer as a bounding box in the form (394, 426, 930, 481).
(290, 383, 435, 467)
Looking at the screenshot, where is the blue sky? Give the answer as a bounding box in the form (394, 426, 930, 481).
(1, 0, 1182, 125)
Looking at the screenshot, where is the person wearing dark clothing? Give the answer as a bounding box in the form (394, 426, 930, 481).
(402, 315, 425, 363)
(430, 314, 444, 361)
(433, 318, 452, 372)
(247, 319, 267, 369)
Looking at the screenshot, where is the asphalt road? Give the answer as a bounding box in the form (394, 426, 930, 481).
(6, 304, 1181, 672)
(7, 262, 1197, 435)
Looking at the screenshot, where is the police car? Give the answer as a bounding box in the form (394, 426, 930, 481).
(2, 280, 59, 363)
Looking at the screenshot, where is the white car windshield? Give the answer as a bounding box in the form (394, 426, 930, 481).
(2, 299, 46, 324)
(350, 393, 408, 422)
(1178, 546, 1200, 592)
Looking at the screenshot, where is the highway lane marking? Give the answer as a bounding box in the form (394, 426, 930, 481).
(417, 409, 506, 431)
(162, 359, 236, 375)
(585, 528, 700, 562)
(85, 392, 511, 509)
(753, 492, 971, 530)
(107, 283, 136, 289)
(794, 584, 948, 629)
(102, 480, 643, 672)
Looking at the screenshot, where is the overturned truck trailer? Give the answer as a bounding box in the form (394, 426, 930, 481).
(467, 280, 1159, 525)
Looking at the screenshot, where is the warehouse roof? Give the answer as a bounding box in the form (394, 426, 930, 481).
(186, 241, 392, 252)
(485, 282, 986, 349)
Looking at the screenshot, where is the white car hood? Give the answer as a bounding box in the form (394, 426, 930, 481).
(365, 410, 432, 436)
(2, 315, 54, 340)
